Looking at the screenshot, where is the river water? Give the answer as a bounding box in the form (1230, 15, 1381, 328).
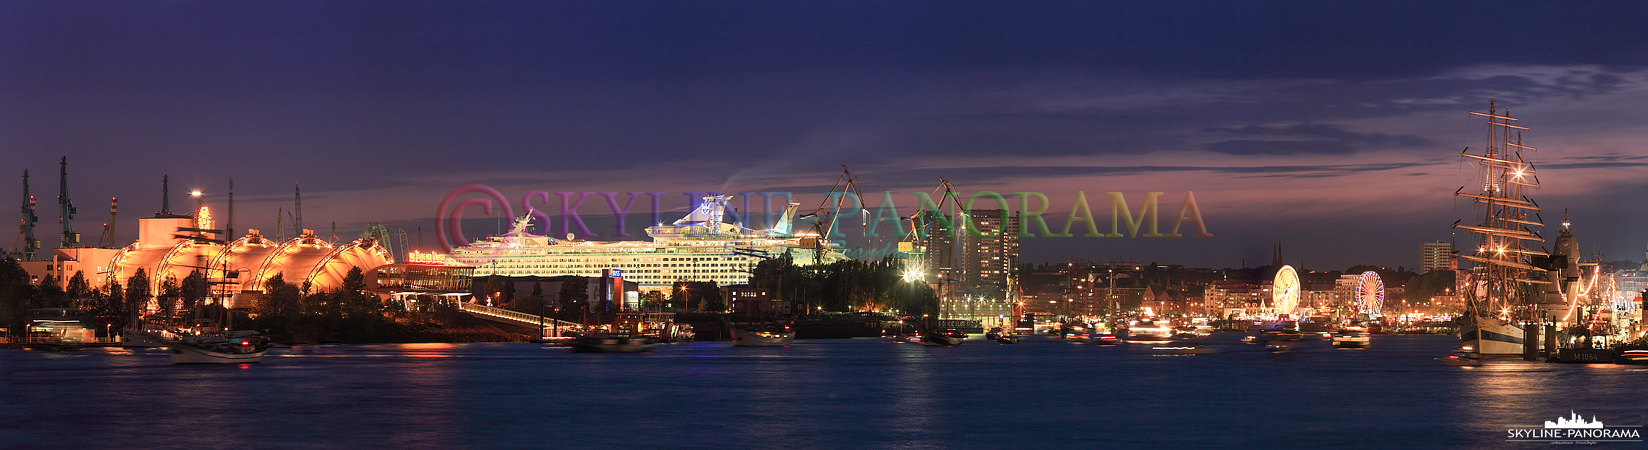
(3, 334, 1643, 449)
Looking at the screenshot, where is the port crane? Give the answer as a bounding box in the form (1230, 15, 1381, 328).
(11, 170, 40, 260)
(902, 177, 969, 252)
(795, 166, 868, 244)
(97, 197, 118, 248)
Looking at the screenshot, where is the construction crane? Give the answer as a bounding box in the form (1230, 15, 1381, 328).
(57, 156, 79, 249)
(12, 170, 40, 260)
(97, 197, 117, 248)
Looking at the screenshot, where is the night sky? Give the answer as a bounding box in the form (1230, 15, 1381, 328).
(4, 2, 1648, 271)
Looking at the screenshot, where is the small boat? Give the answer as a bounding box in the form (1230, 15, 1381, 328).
(1152, 342, 1224, 355)
(1331, 327, 1371, 349)
(570, 334, 662, 353)
(1094, 333, 1121, 345)
(922, 329, 966, 346)
(1240, 335, 1259, 344)
(732, 324, 796, 347)
(1125, 320, 1174, 343)
(1437, 351, 1483, 366)
(169, 331, 271, 364)
(1264, 341, 1295, 352)
(984, 327, 1006, 341)
(996, 335, 1019, 344)
(1615, 346, 1648, 365)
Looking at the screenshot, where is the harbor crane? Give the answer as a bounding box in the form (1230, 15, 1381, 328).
(12, 170, 40, 260)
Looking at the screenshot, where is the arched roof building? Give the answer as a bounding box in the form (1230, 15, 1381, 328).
(101, 208, 392, 307)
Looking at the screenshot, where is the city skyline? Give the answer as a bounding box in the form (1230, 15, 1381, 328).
(5, 2, 1648, 270)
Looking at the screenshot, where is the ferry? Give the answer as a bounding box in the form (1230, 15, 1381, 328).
(448, 195, 843, 292)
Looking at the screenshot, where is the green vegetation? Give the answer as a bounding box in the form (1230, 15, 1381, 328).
(750, 255, 937, 316)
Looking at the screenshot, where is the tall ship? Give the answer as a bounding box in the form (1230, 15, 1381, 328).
(448, 194, 842, 293)
(1452, 101, 1567, 358)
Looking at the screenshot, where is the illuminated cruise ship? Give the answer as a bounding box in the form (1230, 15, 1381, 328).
(447, 195, 841, 291)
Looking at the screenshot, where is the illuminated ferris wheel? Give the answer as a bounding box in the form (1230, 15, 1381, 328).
(1355, 271, 1384, 318)
(1272, 265, 1300, 317)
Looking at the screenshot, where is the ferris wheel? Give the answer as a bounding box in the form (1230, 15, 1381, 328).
(1355, 271, 1384, 318)
(1272, 265, 1300, 317)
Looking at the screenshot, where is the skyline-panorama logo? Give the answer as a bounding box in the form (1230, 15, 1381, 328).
(1506, 412, 1642, 445)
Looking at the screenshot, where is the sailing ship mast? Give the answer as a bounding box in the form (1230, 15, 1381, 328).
(1453, 100, 1549, 319)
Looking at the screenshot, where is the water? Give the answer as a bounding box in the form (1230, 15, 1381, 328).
(3, 334, 1643, 449)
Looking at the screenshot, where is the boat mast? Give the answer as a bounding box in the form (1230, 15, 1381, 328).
(1456, 100, 1546, 319)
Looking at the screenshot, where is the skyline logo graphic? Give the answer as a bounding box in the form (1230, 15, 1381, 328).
(1506, 412, 1642, 445)
(1546, 411, 1605, 429)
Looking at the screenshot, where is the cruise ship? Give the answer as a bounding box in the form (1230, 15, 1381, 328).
(448, 194, 842, 291)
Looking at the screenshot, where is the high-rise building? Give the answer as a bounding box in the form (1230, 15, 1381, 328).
(961, 209, 1019, 301)
(921, 209, 1020, 324)
(1420, 241, 1453, 273)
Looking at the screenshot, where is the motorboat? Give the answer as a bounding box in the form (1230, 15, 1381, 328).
(1331, 326, 1371, 348)
(922, 329, 966, 346)
(1151, 341, 1225, 355)
(1125, 320, 1174, 343)
(732, 324, 796, 347)
(169, 331, 271, 364)
(569, 334, 662, 353)
(1437, 350, 1483, 366)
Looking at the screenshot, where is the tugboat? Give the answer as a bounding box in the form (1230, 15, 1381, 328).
(731, 324, 796, 347)
(169, 330, 271, 364)
(569, 334, 662, 353)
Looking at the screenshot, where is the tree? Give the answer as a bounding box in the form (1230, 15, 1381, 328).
(65, 271, 92, 307)
(559, 277, 589, 321)
(98, 279, 128, 334)
(258, 273, 303, 320)
(37, 271, 65, 308)
(484, 275, 507, 305)
(0, 258, 37, 334)
(513, 281, 545, 315)
(157, 276, 181, 319)
(179, 270, 207, 313)
(336, 266, 380, 319)
(124, 269, 151, 328)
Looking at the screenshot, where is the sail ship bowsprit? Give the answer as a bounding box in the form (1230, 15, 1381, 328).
(1452, 101, 1573, 360)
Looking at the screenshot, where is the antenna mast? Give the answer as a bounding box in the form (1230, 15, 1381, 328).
(294, 182, 303, 236)
(160, 175, 171, 216)
(227, 179, 234, 241)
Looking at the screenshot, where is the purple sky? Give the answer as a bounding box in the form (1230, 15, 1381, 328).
(4, 2, 1648, 270)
